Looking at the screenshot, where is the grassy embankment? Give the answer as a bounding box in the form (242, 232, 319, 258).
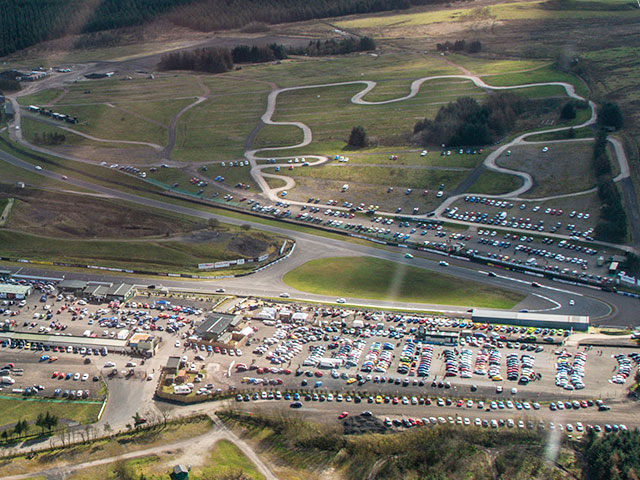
(68, 439, 266, 480)
(0, 396, 102, 433)
(219, 410, 579, 480)
(0, 415, 213, 478)
(284, 256, 524, 308)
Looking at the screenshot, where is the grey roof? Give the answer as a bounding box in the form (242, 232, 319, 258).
(0, 331, 127, 348)
(58, 279, 88, 290)
(173, 465, 189, 474)
(107, 283, 134, 297)
(0, 284, 31, 294)
(472, 309, 589, 326)
(83, 284, 109, 297)
(166, 356, 181, 370)
(195, 313, 237, 338)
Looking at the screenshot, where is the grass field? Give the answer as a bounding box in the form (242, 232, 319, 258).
(264, 176, 288, 189)
(0, 132, 166, 196)
(446, 55, 550, 76)
(497, 141, 600, 197)
(480, 64, 590, 98)
(335, 0, 640, 31)
(3, 188, 205, 239)
(525, 126, 594, 142)
(0, 415, 213, 478)
(0, 227, 281, 274)
(266, 80, 486, 150)
(468, 170, 523, 195)
(16, 89, 64, 106)
(283, 256, 525, 308)
(0, 396, 102, 432)
(174, 77, 270, 162)
(227, 53, 460, 89)
(199, 440, 265, 480)
(68, 439, 265, 480)
(21, 116, 111, 148)
(278, 164, 468, 189)
(18, 74, 204, 147)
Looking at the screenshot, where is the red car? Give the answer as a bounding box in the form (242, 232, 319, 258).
(338, 412, 349, 419)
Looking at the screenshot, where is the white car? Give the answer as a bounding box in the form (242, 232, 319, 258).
(542, 146, 549, 152)
(336, 298, 346, 304)
(569, 299, 575, 306)
(81, 373, 89, 381)
(279, 292, 290, 298)
(35, 165, 42, 170)
(175, 341, 180, 348)
(439, 261, 449, 267)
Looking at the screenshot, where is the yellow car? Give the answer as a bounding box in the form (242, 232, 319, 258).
(346, 378, 357, 385)
(376, 395, 383, 404)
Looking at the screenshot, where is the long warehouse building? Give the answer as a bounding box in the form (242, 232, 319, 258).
(472, 309, 589, 332)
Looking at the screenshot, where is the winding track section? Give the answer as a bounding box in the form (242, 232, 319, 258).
(244, 75, 630, 227)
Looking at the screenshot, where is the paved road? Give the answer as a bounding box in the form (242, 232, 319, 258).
(0, 120, 629, 323)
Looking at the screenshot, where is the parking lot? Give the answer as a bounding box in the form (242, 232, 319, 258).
(221, 303, 638, 406)
(0, 284, 219, 401)
(0, 275, 637, 440)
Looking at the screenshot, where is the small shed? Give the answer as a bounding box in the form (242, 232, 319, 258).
(171, 464, 189, 480)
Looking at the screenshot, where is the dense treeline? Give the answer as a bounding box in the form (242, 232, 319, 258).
(232, 44, 287, 64)
(1, 0, 454, 57)
(437, 39, 482, 53)
(592, 129, 627, 243)
(583, 429, 640, 480)
(290, 36, 376, 56)
(158, 48, 233, 73)
(0, 0, 192, 57)
(167, 0, 445, 32)
(412, 94, 526, 147)
(159, 43, 288, 73)
(598, 102, 624, 130)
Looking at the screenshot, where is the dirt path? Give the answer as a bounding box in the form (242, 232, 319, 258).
(48, 88, 68, 106)
(1, 415, 278, 480)
(160, 76, 211, 160)
(22, 112, 164, 150)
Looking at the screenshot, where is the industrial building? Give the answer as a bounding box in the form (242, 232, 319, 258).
(57, 279, 88, 296)
(195, 313, 241, 343)
(3, 102, 14, 120)
(128, 333, 159, 357)
(82, 283, 135, 303)
(472, 309, 589, 332)
(0, 331, 128, 352)
(0, 283, 32, 299)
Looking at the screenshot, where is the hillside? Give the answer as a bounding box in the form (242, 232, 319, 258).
(0, 0, 445, 57)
